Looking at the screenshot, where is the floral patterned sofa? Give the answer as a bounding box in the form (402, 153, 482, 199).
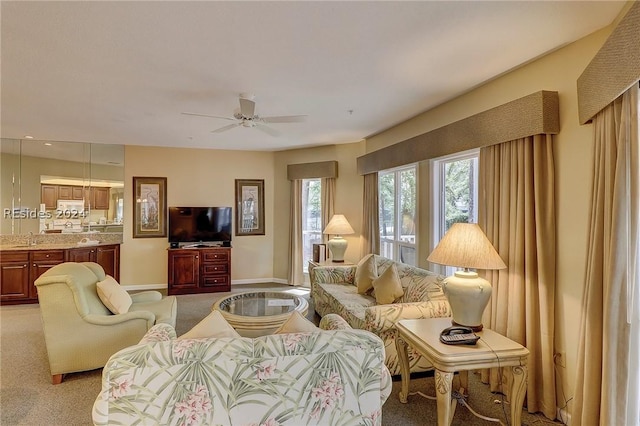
(310, 255, 452, 375)
(93, 314, 391, 426)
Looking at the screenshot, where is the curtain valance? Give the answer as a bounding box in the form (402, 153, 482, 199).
(287, 161, 338, 180)
(357, 91, 559, 175)
(577, 1, 640, 124)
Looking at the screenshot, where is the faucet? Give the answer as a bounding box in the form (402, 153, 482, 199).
(28, 231, 36, 246)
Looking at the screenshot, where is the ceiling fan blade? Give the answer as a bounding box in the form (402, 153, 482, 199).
(261, 115, 307, 123)
(239, 98, 255, 118)
(255, 123, 280, 137)
(212, 123, 242, 133)
(182, 112, 236, 121)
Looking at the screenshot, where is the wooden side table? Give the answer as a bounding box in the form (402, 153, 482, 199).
(395, 317, 529, 426)
(308, 260, 355, 268)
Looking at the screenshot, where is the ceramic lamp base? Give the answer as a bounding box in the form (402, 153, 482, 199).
(443, 270, 492, 331)
(327, 236, 348, 262)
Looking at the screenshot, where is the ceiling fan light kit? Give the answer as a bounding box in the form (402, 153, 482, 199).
(182, 94, 306, 136)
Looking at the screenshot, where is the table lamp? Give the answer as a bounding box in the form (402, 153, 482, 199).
(322, 214, 354, 262)
(427, 223, 506, 331)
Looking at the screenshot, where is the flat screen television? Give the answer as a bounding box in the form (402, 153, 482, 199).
(168, 207, 232, 245)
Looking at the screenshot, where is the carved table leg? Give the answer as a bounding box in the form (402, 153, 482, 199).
(435, 369, 455, 426)
(395, 336, 411, 403)
(510, 365, 528, 426)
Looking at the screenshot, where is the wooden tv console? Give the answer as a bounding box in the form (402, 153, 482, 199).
(167, 246, 231, 295)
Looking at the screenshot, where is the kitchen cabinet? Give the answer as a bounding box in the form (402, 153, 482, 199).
(0, 244, 121, 305)
(168, 247, 231, 295)
(0, 249, 65, 304)
(58, 185, 74, 200)
(41, 184, 111, 211)
(41, 185, 58, 209)
(66, 244, 120, 280)
(30, 250, 66, 298)
(92, 187, 110, 210)
(0, 251, 31, 302)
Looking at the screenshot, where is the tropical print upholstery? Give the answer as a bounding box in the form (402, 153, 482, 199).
(311, 255, 452, 376)
(93, 319, 391, 426)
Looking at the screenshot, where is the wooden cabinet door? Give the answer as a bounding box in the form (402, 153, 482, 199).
(66, 247, 95, 263)
(96, 244, 120, 280)
(0, 252, 30, 303)
(168, 250, 200, 294)
(30, 250, 65, 299)
(92, 187, 110, 210)
(72, 186, 85, 200)
(58, 185, 73, 200)
(41, 185, 58, 209)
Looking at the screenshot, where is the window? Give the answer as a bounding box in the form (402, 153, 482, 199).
(302, 178, 322, 272)
(432, 150, 479, 274)
(379, 165, 417, 265)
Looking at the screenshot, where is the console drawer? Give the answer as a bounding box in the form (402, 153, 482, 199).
(202, 264, 228, 275)
(201, 250, 229, 263)
(202, 275, 229, 286)
(32, 250, 65, 262)
(1, 251, 29, 263)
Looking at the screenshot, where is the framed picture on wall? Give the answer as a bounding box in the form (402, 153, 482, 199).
(235, 179, 265, 236)
(133, 176, 167, 238)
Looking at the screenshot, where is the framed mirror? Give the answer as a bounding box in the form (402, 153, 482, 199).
(0, 138, 124, 236)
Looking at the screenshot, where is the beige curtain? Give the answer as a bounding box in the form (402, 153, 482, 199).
(287, 179, 304, 285)
(321, 177, 335, 243)
(478, 135, 557, 419)
(573, 84, 639, 426)
(361, 173, 379, 257)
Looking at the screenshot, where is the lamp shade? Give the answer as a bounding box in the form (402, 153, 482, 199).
(427, 223, 506, 270)
(427, 223, 506, 331)
(323, 214, 355, 236)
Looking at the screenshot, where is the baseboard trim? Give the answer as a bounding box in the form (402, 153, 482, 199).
(122, 278, 291, 292)
(122, 283, 166, 291)
(233, 278, 290, 285)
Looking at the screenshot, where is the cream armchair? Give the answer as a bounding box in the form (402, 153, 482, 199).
(34, 262, 177, 384)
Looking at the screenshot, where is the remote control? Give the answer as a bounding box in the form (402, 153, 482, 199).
(439, 332, 480, 345)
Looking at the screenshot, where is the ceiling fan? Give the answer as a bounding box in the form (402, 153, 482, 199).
(182, 94, 306, 136)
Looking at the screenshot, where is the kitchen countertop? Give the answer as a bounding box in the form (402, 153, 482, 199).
(0, 241, 122, 251)
(0, 233, 123, 251)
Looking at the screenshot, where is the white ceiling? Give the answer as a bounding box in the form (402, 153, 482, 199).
(1, 1, 627, 152)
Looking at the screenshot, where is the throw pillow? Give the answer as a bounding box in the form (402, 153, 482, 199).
(372, 263, 404, 305)
(178, 310, 241, 340)
(355, 254, 378, 294)
(274, 311, 319, 334)
(96, 275, 132, 314)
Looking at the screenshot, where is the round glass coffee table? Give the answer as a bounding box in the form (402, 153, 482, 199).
(212, 291, 309, 337)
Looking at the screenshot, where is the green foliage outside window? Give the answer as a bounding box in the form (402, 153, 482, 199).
(444, 158, 475, 230)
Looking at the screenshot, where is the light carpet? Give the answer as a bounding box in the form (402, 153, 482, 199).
(0, 284, 563, 425)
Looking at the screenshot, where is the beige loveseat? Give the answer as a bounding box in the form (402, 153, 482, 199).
(93, 314, 391, 426)
(35, 262, 177, 384)
(310, 255, 452, 375)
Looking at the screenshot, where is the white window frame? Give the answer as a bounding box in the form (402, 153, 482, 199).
(431, 149, 479, 275)
(301, 178, 322, 274)
(379, 164, 418, 265)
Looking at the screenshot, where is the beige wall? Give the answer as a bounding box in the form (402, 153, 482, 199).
(272, 141, 365, 278)
(366, 25, 615, 413)
(121, 145, 276, 286)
